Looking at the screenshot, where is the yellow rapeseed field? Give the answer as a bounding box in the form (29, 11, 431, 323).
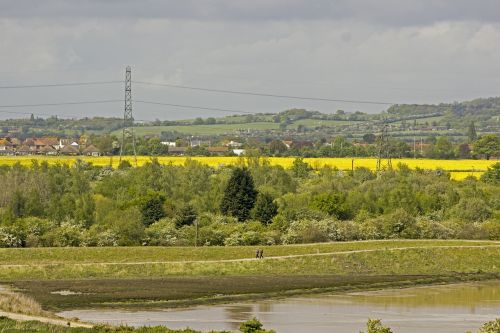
(0, 156, 495, 180)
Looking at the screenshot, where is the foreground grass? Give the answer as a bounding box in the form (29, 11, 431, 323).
(0, 316, 209, 333)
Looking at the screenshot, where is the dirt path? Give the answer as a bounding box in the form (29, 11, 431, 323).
(1, 244, 498, 268)
(0, 310, 93, 328)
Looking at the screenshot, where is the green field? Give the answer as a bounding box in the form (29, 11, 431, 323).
(117, 119, 360, 136)
(124, 122, 280, 136)
(291, 119, 358, 127)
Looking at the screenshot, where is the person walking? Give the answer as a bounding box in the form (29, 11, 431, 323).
(256, 248, 260, 259)
(259, 248, 264, 259)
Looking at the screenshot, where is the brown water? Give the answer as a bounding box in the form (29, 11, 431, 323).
(59, 282, 500, 333)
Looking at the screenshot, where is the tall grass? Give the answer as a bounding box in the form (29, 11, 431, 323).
(0, 289, 46, 316)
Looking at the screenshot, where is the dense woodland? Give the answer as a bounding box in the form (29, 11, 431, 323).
(0, 157, 498, 247)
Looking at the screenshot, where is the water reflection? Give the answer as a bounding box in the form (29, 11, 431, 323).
(224, 305, 253, 331)
(59, 282, 500, 333)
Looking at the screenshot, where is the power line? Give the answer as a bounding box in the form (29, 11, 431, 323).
(133, 80, 396, 105)
(0, 100, 122, 108)
(135, 100, 254, 114)
(0, 81, 122, 89)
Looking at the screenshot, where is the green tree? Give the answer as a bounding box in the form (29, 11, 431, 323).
(434, 137, 455, 159)
(291, 157, 311, 178)
(481, 162, 500, 184)
(93, 134, 114, 155)
(140, 194, 166, 226)
(467, 121, 478, 143)
(474, 134, 500, 160)
(363, 133, 376, 144)
(252, 193, 278, 224)
(310, 192, 350, 220)
(175, 203, 197, 227)
(269, 140, 287, 155)
(220, 167, 257, 221)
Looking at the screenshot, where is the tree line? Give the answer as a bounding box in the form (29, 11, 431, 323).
(0, 157, 498, 247)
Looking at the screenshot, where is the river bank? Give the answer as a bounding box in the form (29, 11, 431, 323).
(57, 281, 500, 333)
(6, 272, 500, 311)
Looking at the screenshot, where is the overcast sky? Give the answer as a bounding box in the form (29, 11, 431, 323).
(1, 0, 500, 120)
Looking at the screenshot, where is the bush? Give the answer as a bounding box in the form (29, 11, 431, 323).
(383, 209, 418, 238)
(416, 217, 454, 239)
(449, 198, 492, 222)
(0, 226, 25, 248)
(42, 219, 87, 247)
(478, 318, 500, 333)
(361, 319, 393, 333)
(239, 318, 275, 333)
(144, 218, 178, 246)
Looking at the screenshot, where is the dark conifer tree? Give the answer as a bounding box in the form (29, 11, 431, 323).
(220, 167, 257, 221)
(252, 192, 278, 225)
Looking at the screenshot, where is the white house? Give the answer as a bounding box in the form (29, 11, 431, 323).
(232, 149, 246, 156)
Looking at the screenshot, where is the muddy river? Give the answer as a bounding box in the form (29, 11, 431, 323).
(59, 281, 500, 333)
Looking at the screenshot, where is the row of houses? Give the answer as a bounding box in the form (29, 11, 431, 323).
(0, 137, 101, 156)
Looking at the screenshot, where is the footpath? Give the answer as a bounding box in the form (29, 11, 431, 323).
(0, 310, 93, 328)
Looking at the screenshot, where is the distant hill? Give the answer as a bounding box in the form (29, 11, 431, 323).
(1, 97, 499, 139)
(387, 97, 500, 129)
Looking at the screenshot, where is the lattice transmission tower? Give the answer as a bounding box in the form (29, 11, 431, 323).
(376, 121, 392, 176)
(119, 66, 137, 166)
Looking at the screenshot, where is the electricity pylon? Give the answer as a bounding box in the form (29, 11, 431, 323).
(119, 66, 137, 166)
(376, 121, 392, 176)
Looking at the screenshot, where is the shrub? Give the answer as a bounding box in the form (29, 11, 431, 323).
(42, 219, 87, 247)
(145, 218, 178, 246)
(361, 319, 393, 333)
(0, 226, 24, 248)
(416, 217, 454, 239)
(239, 318, 275, 333)
(478, 318, 500, 333)
(383, 209, 418, 238)
(449, 198, 492, 222)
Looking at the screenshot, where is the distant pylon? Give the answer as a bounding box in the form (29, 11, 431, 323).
(119, 66, 137, 166)
(376, 121, 392, 176)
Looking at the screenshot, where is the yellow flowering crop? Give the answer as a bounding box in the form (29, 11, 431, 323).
(0, 156, 495, 181)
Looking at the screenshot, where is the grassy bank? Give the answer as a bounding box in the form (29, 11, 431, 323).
(1, 240, 498, 313)
(0, 240, 497, 265)
(0, 242, 498, 280)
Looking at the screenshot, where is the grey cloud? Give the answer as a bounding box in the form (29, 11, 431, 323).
(1, 0, 500, 25)
(1, 1, 500, 120)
